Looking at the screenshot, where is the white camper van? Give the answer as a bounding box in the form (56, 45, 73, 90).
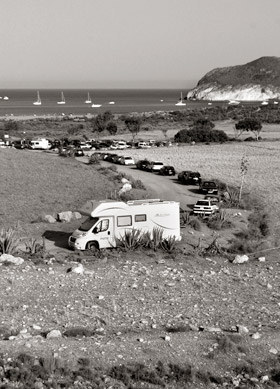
(68, 199, 181, 251)
(30, 138, 51, 150)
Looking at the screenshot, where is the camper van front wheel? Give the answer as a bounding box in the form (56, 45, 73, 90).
(86, 241, 99, 252)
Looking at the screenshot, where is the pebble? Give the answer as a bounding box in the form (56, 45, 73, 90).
(237, 325, 249, 334)
(251, 332, 261, 340)
(269, 347, 278, 355)
(46, 329, 62, 339)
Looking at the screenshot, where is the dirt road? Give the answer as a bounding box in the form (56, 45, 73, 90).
(106, 162, 202, 210)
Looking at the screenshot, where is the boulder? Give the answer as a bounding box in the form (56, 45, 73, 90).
(44, 214, 57, 223)
(72, 211, 82, 219)
(233, 254, 249, 264)
(58, 211, 73, 223)
(46, 329, 62, 339)
(0, 254, 24, 266)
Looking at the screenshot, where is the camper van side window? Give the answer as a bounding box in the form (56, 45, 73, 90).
(117, 215, 132, 227)
(135, 214, 146, 222)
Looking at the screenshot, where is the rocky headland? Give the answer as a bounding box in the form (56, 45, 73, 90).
(187, 56, 280, 101)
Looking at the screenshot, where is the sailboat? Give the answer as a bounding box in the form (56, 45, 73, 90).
(91, 102, 102, 108)
(57, 92, 66, 105)
(85, 92, 92, 104)
(33, 91, 42, 106)
(175, 92, 186, 106)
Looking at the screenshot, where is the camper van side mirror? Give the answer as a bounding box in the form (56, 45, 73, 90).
(93, 227, 98, 234)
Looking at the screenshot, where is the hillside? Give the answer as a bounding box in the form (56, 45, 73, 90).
(198, 56, 280, 86)
(187, 56, 280, 101)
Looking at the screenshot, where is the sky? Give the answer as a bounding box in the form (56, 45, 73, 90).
(1, 0, 280, 89)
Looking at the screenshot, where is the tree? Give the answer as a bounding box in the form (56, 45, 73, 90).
(106, 121, 118, 136)
(124, 117, 142, 142)
(4, 120, 19, 133)
(174, 128, 228, 143)
(235, 118, 262, 140)
(91, 111, 114, 137)
(191, 118, 215, 131)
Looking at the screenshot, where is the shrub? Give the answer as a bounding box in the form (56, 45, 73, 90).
(88, 154, 101, 164)
(150, 227, 164, 251)
(0, 227, 20, 255)
(207, 209, 232, 230)
(25, 238, 44, 255)
(160, 235, 177, 253)
(174, 128, 228, 143)
(116, 229, 143, 251)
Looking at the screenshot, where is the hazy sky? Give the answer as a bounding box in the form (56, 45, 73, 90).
(1, 0, 280, 89)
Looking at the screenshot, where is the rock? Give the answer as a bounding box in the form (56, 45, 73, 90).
(0, 254, 24, 266)
(207, 327, 222, 333)
(32, 324, 42, 331)
(67, 264, 84, 274)
(44, 214, 57, 223)
(72, 211, 82, 219)
(251, 332, 261, 339)
(258, 256, 266, 262)
(46, 329, 62, 339)
(269, 347, 278, 355)
(164, 335, 171, 341)
(233, 255, 249, 264)
(237, 325, 249, 334)
(57, 211, 73, 223)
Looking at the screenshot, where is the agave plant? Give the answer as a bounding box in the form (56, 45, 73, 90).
(0, 227, 20, 255)
(116, 228, 143, 251)
(150, 227, 164, 252)
(161, 235, 177, 253)
(25, 238, 44, 255)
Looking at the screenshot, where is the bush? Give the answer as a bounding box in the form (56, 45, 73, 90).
(0, 227, 20, 255)
(174, 128, 228, 143)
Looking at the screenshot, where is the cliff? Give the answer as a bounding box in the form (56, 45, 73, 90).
(187, 57, 280, 101)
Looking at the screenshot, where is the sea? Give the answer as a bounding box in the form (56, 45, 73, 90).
(0, 89, 229, 117)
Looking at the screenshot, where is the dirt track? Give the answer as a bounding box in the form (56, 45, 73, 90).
(101, 161, 202, 210)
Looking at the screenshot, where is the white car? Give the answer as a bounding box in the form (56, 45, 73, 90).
(147, 161, 164, 172)
(119, 156, 135, 165)
(193, 199, 219, 216)
(137, 142, 151, 149)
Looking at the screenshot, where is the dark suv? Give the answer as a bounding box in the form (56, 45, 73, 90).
(199, 180, 219, 195)
(159, 165, 176, 176)
(178, 170, 201, 185)
(136, 159, 150, 170)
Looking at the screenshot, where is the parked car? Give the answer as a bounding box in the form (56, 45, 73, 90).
(159, 165, 176, 176)
(137, 142, 151, 149)
(178, 171, 201, 185)
(136, 159, 151, 170)
(112, 154, 121, 163)
(74, 148, 85, 157)
(193, 199, 219, 216)
(146, 161, 164, 172)
(119, 156, 135, 165)
(106, 153, 119, 163)
(204, 194, 221, 204)
(199, 181, 219, 195)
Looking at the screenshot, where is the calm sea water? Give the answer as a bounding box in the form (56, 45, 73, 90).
(0, 89, 225, 117)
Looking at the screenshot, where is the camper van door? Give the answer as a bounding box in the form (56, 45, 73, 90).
(91, 217, 115, 249)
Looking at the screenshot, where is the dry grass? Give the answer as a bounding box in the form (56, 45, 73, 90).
(102, 140, 280, 220)
(0, 148, 116, 234)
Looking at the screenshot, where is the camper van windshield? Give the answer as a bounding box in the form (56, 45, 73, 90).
(79, 217, 99, 232)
